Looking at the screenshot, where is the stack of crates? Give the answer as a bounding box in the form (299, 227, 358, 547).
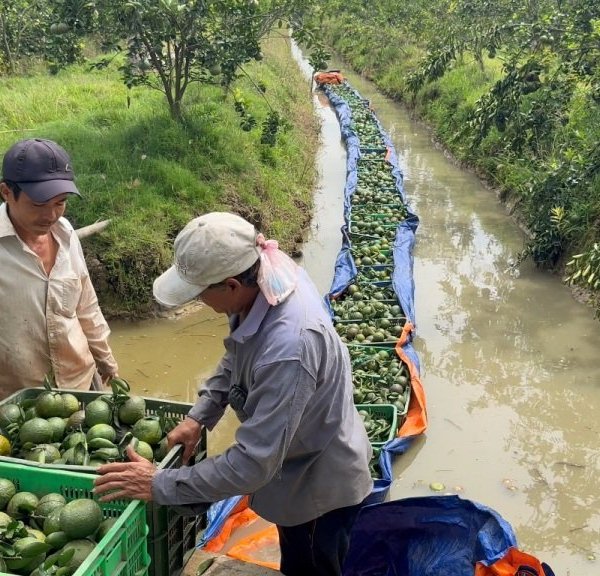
(0, 459, 149, 576)
(0, 388, 207, 576)
(322, 81, 414, 477)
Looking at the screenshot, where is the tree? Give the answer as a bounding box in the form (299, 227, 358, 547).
(0, 0, 51, 73)
(93, 0, 323, 121)
(0, 0, 96, 75)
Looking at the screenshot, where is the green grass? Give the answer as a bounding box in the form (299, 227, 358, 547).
(0, 38, 319, 317)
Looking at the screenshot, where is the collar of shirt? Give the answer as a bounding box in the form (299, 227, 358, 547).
(230, 289, 271, 344)
(0, 202, 73, 242)
(0, 202, 17, 239)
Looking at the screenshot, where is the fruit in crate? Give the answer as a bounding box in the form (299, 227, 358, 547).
(0, 477, 112, 575)
(0, 377, 182, 468)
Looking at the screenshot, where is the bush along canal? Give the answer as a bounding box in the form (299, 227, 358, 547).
(191, 75, 556, 574)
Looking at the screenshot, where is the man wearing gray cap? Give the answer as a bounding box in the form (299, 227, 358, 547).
(95, 212, 373, 576)
(0, 138, 118, 395)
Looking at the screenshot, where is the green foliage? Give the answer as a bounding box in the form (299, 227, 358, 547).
(565, 244, 600, 299)
(406, 45, 456, 95)
(307, 46, 331, 72)
(516, 143, 600, 267)
(0, 38, 319, 316)
(233, 88, 258, 132)
(260, 110, 289, 146)
(85, 0, 325, 121)
(0, 0, 52, 73)
(0, 0, 95, 74)
(316, 0, 600, 313)
(2, 0, 328, 120)
(516, 206, 570, 269)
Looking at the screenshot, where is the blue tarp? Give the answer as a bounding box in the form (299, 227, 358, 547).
(198, 495, 244, 547)
(320, 82, 423, 504)
(342, 496, 517, 576)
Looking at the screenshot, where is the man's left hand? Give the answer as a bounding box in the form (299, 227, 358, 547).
(102, 373, 116, 384)
(94, 445, 157, 502)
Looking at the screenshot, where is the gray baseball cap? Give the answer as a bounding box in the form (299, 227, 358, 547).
(153, 212, 261, 309)
(1, 138, 81, 202)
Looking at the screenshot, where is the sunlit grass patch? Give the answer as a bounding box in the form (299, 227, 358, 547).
(0, 38, 318, 317)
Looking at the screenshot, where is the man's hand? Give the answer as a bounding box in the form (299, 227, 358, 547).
(94, 445, 157, 502)
(102, 373, 118, 385)
(168, 416, 203, 464)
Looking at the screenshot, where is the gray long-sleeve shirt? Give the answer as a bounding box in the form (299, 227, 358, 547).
(152, 268, 373, 526)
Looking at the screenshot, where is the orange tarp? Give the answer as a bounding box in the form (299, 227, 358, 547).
(314, 71, 344, 85)
(396, 322, 428, 437)
(226, 524, 280, 570)
(475, 548, 551, 576)
(204, 497, 280, 570)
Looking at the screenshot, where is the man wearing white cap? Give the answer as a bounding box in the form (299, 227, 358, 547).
(95, 212, 373, 576)
(0, 138, 118, 395)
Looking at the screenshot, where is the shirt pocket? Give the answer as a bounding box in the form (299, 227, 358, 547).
(228, 363, 249, 419)
(60, 276, 82, 317)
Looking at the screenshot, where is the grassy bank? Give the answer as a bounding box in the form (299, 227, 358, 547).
(317, 9, 600, 315)
(0, 37, 319, 318)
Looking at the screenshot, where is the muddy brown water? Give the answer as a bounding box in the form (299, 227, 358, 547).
(110, 49, 599, 575)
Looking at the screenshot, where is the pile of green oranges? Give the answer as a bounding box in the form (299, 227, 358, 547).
(0, 476, 113, 575)
(0, 379, 180, 468)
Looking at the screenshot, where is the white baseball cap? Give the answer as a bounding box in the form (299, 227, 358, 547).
(153, 212, 261, 308)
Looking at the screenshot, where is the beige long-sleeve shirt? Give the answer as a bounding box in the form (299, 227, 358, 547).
(0, 203, 118, 397)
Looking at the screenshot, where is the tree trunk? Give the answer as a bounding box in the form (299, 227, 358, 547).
(170, 98, 183, 121)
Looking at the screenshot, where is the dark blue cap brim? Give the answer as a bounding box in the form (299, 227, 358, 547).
(18, 179, 81, 202)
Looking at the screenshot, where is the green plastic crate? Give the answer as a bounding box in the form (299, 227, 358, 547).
(349, 210, 407, 226)
(359, 146, 388, 155)
(349, 245, 392, 261)
(335, 316, 406, 347)
(349, 231, 397, 246)
(351, 189, 403, 206)
(355, 404, 398, 448)
(347, 345, 411, 420)
(355, 265, 394, 283)
(332, 280, 397, 300)
(351, 367, 410, 410)
(147, 447, 207, 576)
(0, 460, 149, 576)
(350, 202, 406, 213)
(357, 157, 389, 169)
(0, 388, 207, 576)
(350, 216, 406, 228)
(0, 388, 200, 473)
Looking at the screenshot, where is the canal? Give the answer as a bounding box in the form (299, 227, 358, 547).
(110, 46, 600, 575)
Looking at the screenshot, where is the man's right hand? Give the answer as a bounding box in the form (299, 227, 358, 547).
(167, 416, 203, 464)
